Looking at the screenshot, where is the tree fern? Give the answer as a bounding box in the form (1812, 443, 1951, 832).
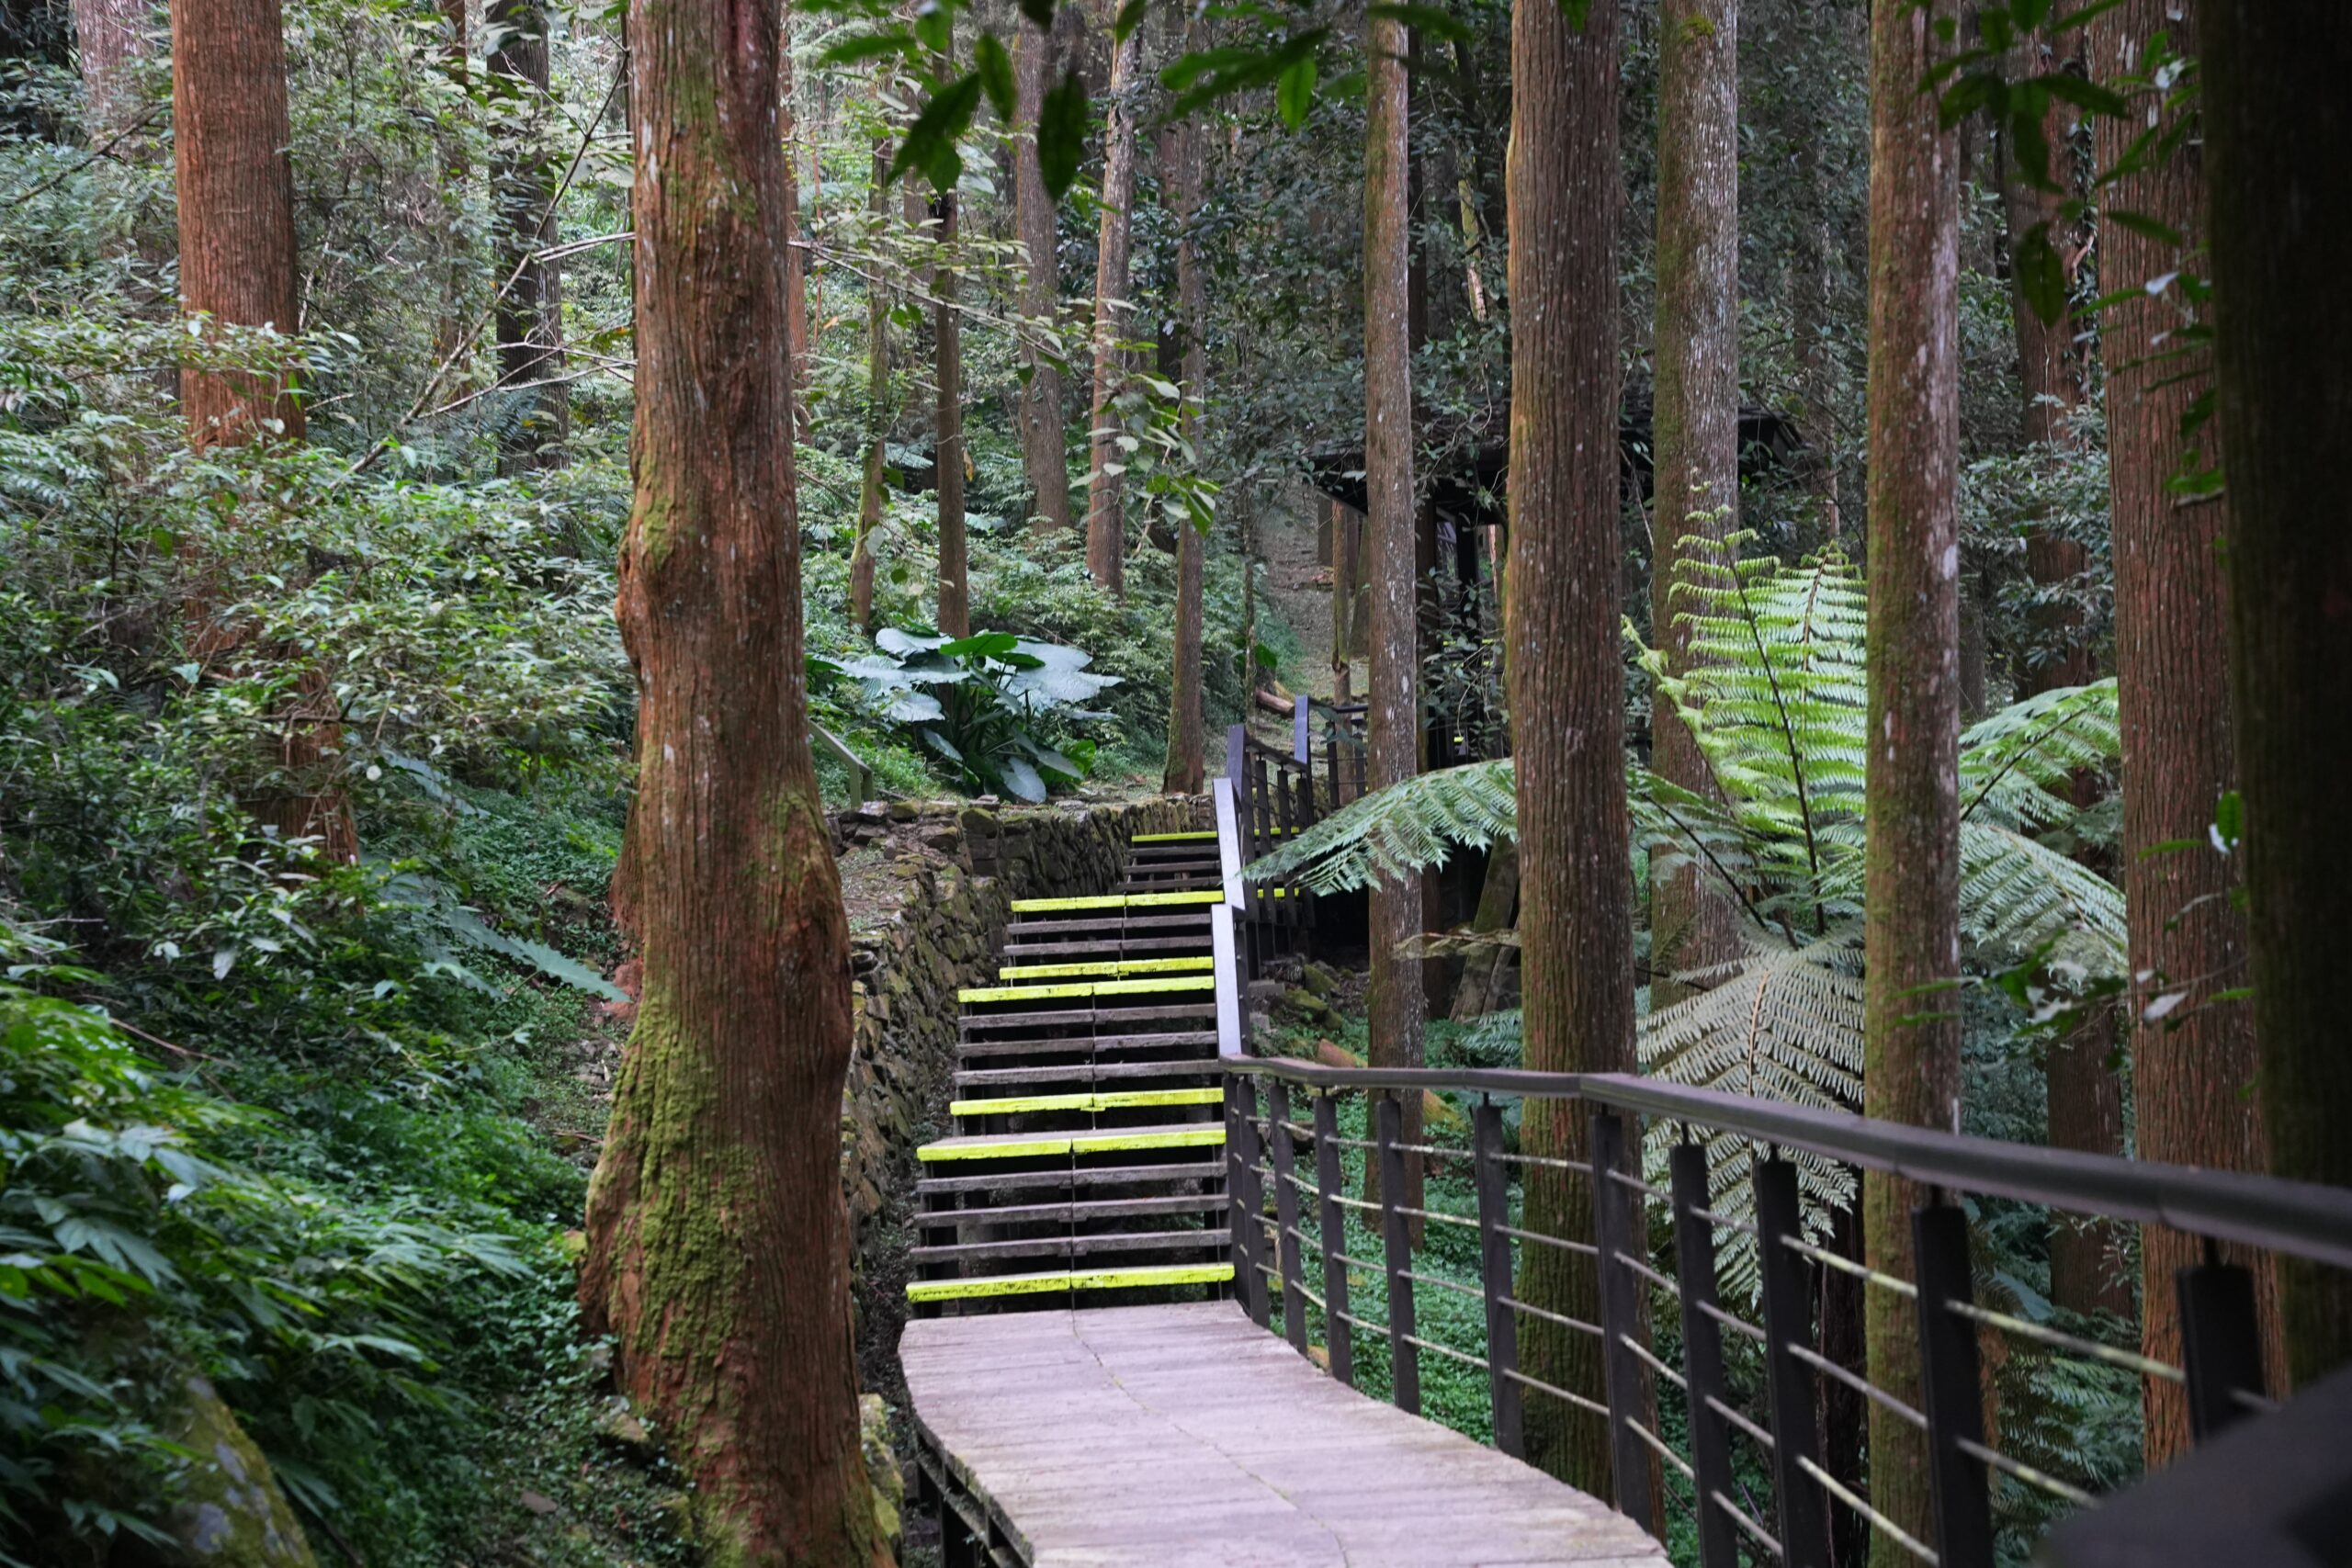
(1246, 756, 1518, 894)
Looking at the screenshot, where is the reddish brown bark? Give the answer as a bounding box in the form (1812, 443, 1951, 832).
(1860, 3, 1961, 1559)
(2088, 0, 2279, 1461)
(489, 0, 567, 471)
(2200, 0, 2352, 1393)
(1082, 10, 1139, 595)
(782, 22, 808, 434)
(1161, 81, 1206, 797)
(1647, 0, 1742, 1008)
(935, 188, 969, 638)
(1013, 9, 1076, 536)
(1504, 0, 1631, 1497)
(73, 0, 153, 138)
(1362, 0, 1426, 1230)
(581, 0, 885, 1559)
(850, 133, 891, 635)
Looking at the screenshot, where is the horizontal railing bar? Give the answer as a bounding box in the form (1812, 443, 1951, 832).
(1334, 1309, 1391, 1339)
(1381, 1141, 1450, 1157)
(1222, 1060, 2352, 1271)
(1399, 1269, 1485, 1303)
(1623, 1415, 1697, 1482)
(1293, 1280, 1327, 1312)
(1281, 1121, 1314, 1139)
(1253, 1261, 1278, 1279)
(1498, 1223, 1600, 1257)
(1797, 1455, 1939, 1566)
(2230, 1386, 2281, 1415)
(1318, 1134, 1380, 1151)
(1708, 1393, 1775, 1451)
(1329, 1193, 1381, 1214)
(1498, 1294, 1603, 1337)
(1698, 1298, 1768, 1342)
(1607, 1168, 1669, 1201)
(1954, 1437, 2097, 1507)
(1787, 1343, 1928, 1430)
(1284, 1174, 1322, 1198)
(1619, 1331, 1689, 1392)
(1942, 1299, 2185, 1383)
(1492, 1151, 1594, 1174)
(1713, 1490, 1785, 1561)
(1782, 1234, 1919, 1299)
(1500, 1366, 1611, 1418)
(1388, 1204, 1483, 1232)
(1402, 1334, 1491, 1371)
(1691, 1205, 1759, 1237)
(1613, 1249, 1682, 1298)
(1331, 1250, 1380, 1271)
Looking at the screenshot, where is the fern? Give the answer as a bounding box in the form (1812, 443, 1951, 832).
(1246, 756, 1518, 894)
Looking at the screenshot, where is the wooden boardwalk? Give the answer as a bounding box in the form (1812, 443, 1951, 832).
(902, 1302, 1670, 1567)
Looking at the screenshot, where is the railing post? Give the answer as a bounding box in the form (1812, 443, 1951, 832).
(1376, 1091, 1420, 1416)
(1471, 1098, 1524, 1459)
(1314, 1090, 1354, 1387)
(1230, 1076, 1270, 1328)
(1754, 1156, 1831, 1568)
(1270, 1080, 1309, 1354)
(2178, 1258, 2267, 1444)
(1668, 1139, 1738, 1568)
(1589, 1110, 1656, 1526)
(1914, 1197, 1995, 1568)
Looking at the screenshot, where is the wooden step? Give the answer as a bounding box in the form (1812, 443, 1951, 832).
(995, 955, 1215, 982)
(916, 1191, 1224, 1229)
(1007, 890, 1225, 914)
(904, 1260, 1232, 1304)
(917, 1122, 1226, 1164)
(954, 1058, 1217, 1089)
(955, 1029, 1218, 1058)
(1008, 911, 1210, 938)
(916, 1159, 1226, 1200)
(949, 1086, 1223, 1118)
(912, 1229, 1228, 1266)
(1131, 830, 1216, 844)
(1000, 938, 1212, 962)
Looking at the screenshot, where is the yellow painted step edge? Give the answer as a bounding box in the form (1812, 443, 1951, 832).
(1126, 890, 1225, 907)
(916, 1125, 1227, 1162)
(949, 1086, 1226, 1117)
(906, 1261, 1234, 1303)
(956, 975, 1216, 1004)
(1008, 889, 1227, 913)
(996, 955, 1216, 980)
(1132, 830, 1216, 842)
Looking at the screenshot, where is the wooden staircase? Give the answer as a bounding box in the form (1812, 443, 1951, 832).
(908, 830, 1237, 1313)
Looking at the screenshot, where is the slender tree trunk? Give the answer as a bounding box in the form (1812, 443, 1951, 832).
(1082, 10, 1139, 595)
(581, 0, 885, 1557)
(1362, 0, 1425, 1230)
(2089, 0, 2279, 1463)
(1161, 75, 1206, 796)
(2200, 0, 2352, 1393)
(74, 0, 152, 137)
(1505, 0, 1631, 1496)
(488, 0, 567, 472)
(1648, 0, 1741, 1009)
(850, 134, 890, 635)
(935, 188, 969, 637)
(782, 19, 808, 435)
(1860, 4, 1962, 1559)
(434, 0, 471, 369)
(1448, 838, 1518, 1021)
(1013, 9, 1075, 536)
(1331, 496, 1358, 704)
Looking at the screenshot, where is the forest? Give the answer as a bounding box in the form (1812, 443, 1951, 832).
(0, 0, 2346, 1562)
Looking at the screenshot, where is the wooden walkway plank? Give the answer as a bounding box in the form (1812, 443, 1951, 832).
(903, 1302, 1670, 1567)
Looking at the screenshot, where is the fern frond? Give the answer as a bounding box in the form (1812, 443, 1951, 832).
(1959, 821, 2128, 975)
(1961, 681, 2120, 830)
(1244, 758, 1517, 893)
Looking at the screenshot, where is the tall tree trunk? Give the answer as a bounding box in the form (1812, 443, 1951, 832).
(581, 0, 885, 1558)
(1013, 9, 1075, 536)
(1860, 3, 1962, 1559)
(1647, 0, 1741, 1008)
(850, 133, 890, 635)
(782, 19, 808, 435)
(1505, 0, 1631, 1497)
(1161, 74, 1206, 796)
(434, 0, 470, 369)
(2200, 0, 2352, 1393)
(935, 187, 969, 638)
(488, 0, 567, 472)
(2089, 0, 2278, 1465)
(73, 0, 152, 138)
(1330, 497, 1358, 703)
(1362, 0, 1426, 1230)
(1082, 11, 1139, 595)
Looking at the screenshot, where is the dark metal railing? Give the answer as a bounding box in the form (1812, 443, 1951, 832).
(1225, 725, 1317, 967)
(1217, 1056, 2352, 1568)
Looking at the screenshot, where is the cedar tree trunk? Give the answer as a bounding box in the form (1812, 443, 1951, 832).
(488, 0, 567, 471)
(581, 0, 885, 1560)
(850, 133, 891, 635)
(1161, 81, 1206, 795)
(1082, 11, 1139, 595)
(935, 188, 969, 638)
(1013, 10, 1075, 536)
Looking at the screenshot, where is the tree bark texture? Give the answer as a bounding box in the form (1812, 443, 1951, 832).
(1082, 12, 1140, 595)
(1504, 0, 1633, 1497)
(1013, 9, 1076, 536)
(2088, 0, 2279, 1461)
(935, 189, 969, 637)
(489, 0, 567, 472)
(850, 133, 891, 635)
(1860, 3, 1961, 1558)
(1161, 86, 1206, 796)
(581, 1, 885, 1561)
(782, 22, 808, 435)
(1330, 496, 1359, 702)
(74, 0, 153, 139)
(2200, 0, 2352, 1393)
(1647, 0, 1742, 1009)
(170, 0, 302, 446)
(1362, 0, 1426, 1226)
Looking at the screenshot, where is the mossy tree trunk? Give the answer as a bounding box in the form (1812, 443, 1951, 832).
(1362, 0, 1426, 1225)
(1647, 0, 1742, 1009)
(2200, 0, 2352, 1393)
(1504, 0, 1633, 1498)
(1082, 8, 1140, 596)
(582, 0, 886, 1559)
(1013, 8, 1076, 537)
(851, 131, 891, 636)
(1161, 58, 1206, 796)
(488, 0, 568, 472)
(2089, 0, 2279, 1462)
(1860, 2, 1962, 1560)
(935, 185, 969, 638)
